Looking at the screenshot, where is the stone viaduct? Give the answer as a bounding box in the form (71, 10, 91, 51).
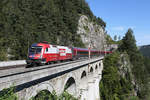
(0, 57, 104, 100)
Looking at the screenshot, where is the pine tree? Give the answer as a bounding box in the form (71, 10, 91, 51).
(119, 28, 137, 53)
(114, 35, 117, 41)
(118, 36, 121, 41)
(118, 28, 149, 99)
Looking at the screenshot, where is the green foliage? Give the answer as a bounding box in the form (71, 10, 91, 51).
(118, 29, 137, 54)
(92, 16, 106, 28)
(129, 96, 139, 100)
(105, 34, 114, 45)
(0, 37, 8, 60)
(143, 57, 150, 74)
(30, 90, 58, 100)
(0, 86, 18, 100)
(100, 52, 134, 100)
(118, 28, 150, 99)
(105, 34, 120, 46)
(83, 26, 89, 32)
(59, 91, 77, 100)
(0, 49, 8, 61)
(30, 90, 77, 100)
(118, 36, 121, 41)
(114, 35, 117, 41)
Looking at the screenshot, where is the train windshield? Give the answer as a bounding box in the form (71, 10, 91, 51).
(29, 46, 42, 54)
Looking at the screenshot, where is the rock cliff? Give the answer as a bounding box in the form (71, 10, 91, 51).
(118, 53, 138, 96)
(77, 15, 107, 50)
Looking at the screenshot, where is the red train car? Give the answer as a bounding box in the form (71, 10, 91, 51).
(71, 47, 100, 59)
(26, 42, 72, 66)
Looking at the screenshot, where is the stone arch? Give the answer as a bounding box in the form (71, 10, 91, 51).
(27, 82, 54, 100)
(90, 67, 93, 73)
(64, 77, 76, 96)
(95, 64, 98, 70)
(99, 62, 101, 68)
(33, 90, 51, 100)
(81, 71, 87, 79)
(63, 73, 77, 96)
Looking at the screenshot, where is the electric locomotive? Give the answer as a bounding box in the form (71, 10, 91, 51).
(26, 42, 72, 66)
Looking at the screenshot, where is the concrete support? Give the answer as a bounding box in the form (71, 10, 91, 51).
(80, 61, 103, 100)
(94, 76, 101, 100)
(80, 89, 88, 100)
(87, 81, 95, 100)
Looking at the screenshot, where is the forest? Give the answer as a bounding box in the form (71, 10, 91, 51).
(0, 0, 106, 61)
(100, 29, 150, 100)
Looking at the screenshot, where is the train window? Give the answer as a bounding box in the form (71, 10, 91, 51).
(36, 48, 42, 53)
(30, 46, 42, 54)
(46, 48, 48, 52)
(78, 51, 88, 55)
(53, 45, 57, 47)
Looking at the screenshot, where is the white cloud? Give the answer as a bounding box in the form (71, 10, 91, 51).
(111, 26, 125, 31)
(130, 26, 136, 30)
(136, 34, 150, 46)
(110, 26, 136, 32)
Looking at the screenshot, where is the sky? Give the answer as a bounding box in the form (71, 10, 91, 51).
(86, 0, 150, 46)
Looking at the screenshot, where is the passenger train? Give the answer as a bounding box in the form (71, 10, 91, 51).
(26, 42, 112, 66)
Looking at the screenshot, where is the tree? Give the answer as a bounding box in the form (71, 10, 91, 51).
(118, 36, 121, 41)
(96, 17, 106, 28)
(118, 28, 149, 99)
(100, 52, 134, 100)
(114, 35, 117, 41)
(118, 28, 137, 53)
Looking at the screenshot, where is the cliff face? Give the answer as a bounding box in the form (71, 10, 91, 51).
(77, 15, 107, 50)
(100, 52, 138, 100)
(118, 54, 138, 96)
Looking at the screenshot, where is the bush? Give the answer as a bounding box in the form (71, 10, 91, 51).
(0, 87, 18, 100)
(30, 90, 77, 100)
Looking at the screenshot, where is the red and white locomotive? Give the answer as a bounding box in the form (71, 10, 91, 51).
(26, 42, 112, 66)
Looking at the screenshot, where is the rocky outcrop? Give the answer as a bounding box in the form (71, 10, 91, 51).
(118, 53, 138, 96)
(77, 15, 107, 50)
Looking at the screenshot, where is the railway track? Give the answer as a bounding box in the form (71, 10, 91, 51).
(0, 58, 91, 78)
